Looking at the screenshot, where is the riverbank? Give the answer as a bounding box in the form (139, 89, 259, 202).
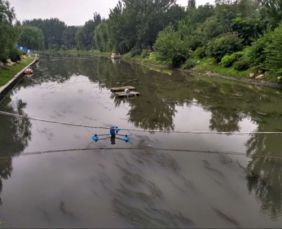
(39, 49, 112, 57)
(0, 58, 35, 87)
(123, 52, 282, 90)
(0, 57, 37, 97)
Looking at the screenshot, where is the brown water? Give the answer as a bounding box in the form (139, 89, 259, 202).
(0, 55, 282, 228)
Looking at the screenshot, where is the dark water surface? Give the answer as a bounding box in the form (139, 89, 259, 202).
(0, 55, 282, 228)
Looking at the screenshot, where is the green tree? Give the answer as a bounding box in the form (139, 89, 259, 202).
(265, 24, 282, 75)
(187, 0, 196, 8)
(75, 28, 85, 50)
(0, 0, 15, 24)
(207, 32, 243, 62)
(94, 0, 184, 54)
(154, 25, 188, 67)
(17, 26, 45, 50)
(0, 0, 17, 62)
(260, 0, 282, 27)
(75, 13, 101, 50)
(94, 21, 112, 52)
(190, 3, 215, 24)
(23, 18, 66, 49)
(62, 26, 78, 49)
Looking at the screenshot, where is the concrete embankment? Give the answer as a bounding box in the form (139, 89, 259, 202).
(0, 58, 39, 99)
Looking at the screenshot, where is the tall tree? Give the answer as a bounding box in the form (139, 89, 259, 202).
(95, 0, 184, 53)
(23, 18, 66, 49)
(17, 26, 45, 50)
(0, 0, 15, 24)
(62, 26, 78, 49)
(187, 0, 196, 8)
(0, 0, 17, 62)
(75, 12, 101, 50)
(259, 0, 282, 26)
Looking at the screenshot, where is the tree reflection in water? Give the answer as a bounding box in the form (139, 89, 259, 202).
(209, 107, 245, 133)
(245, 120, 282, 220)
(107, 137, 195, 228)
(1, 55, 282, 222)
(0, 95, 32, 205)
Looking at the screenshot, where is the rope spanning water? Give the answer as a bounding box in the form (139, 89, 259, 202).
(1, 147, 282, 160)
(0, 110, 282, 135)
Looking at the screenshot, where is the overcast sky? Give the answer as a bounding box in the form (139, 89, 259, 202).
(9, 0, 214, 26)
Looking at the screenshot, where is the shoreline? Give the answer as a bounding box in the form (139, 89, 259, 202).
(0, 58, 39, 99)
(124, 58, 282, 90)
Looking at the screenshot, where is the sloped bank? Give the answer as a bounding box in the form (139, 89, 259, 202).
(0, 58, 39, 99)
(123, 56, 282, 90)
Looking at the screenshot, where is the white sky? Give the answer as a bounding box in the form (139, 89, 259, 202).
(9, 0, 214, 26)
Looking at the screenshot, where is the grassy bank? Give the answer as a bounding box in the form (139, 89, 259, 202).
(39, 49, 112, 57)
(123, 51, 279, 83)
(192, 57, 254, 78)
(0, 58, 35, 87)
(123, 52, 172, 66)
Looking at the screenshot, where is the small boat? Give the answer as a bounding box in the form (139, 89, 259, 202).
(24, 68, 33, 75)
(111, 53, 122, 59)
(114, 91, 140, 98)
(111, 86, 136, 92)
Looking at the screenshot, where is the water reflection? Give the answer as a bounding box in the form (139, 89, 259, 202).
(245, 120, 282, 220)
(209, 107, 245, 133)
(1, 55, 282, 225)
(101, 137, 195, 228)
(0, 92, 32, 205)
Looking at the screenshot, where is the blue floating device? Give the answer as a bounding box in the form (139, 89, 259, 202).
(92, 134, 99, 142)
(110, 126, 116, 136)
(124, 135, 130, 142)
(110, 126, 120, 136)
(93, 126, 131, 143)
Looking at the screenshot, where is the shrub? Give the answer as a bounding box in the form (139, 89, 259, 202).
(182, 59, 196, 69)
(265, 24, 282, 75)
(154, 25, 188, 66)
(221, 54, 237, 67)
(234, 60, 249, 71)
(207, 32, 243, 63)
(130, 47, 142, 57)
(194, 47, 206, 59)
(0, 55, 8, 64)
(234, 51, 244, 59)
(172, 54, 187, 68)
(221, 51, 244, 67)
(244, 32, 272, 67)
(141, 49, 149, 59)
(9, 48, 21, 62)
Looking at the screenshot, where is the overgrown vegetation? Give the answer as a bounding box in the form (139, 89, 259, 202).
(92, 0, 282, 81)
(2, 0, 282, 81)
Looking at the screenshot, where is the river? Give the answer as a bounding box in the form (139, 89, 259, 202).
(0, 55, 282, 228)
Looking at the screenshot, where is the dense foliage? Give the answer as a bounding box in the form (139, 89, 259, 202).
(2, 0, 282, 77)
(17, 26, 45, 50)
(0, 0, 17, 63)
(94, 0, 186, 53)
(23, 18, 67, 50)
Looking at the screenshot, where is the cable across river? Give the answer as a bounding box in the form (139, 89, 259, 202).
(0, 147, 281, 160)
(0, 110, 282, 135)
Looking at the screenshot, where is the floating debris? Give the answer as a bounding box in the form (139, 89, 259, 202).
(252, 117, 264, 123)
(194, 89, 203, 94)
(114, 91, 141, 98)
(255, 111, 268, 116)
(111, 86, 136, 92)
